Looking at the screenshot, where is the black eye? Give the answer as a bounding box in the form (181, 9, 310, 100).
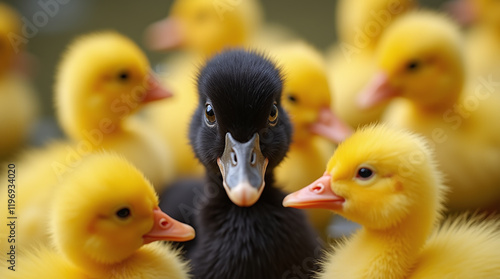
(116, 207, 131, 219)
(118, 71, 130, 81)
(269, 104, 279, 126)
(356, 167, 374, 180)
(205, 104, 216, 126)
(407, 60, 420, 71)
(287, 94, 298, 103)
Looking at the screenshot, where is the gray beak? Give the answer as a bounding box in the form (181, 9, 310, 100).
(217, 133, 268, 207)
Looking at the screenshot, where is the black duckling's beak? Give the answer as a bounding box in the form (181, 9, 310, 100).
(217, 133, 268, 207)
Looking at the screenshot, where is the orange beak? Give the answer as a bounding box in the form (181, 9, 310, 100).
(357, 72, 400, 109)
(309, 107, 353, 144)
(143, 207, 195, 244)
(283, 173, 345, 211)
(141, 73, 173, 104)
(145, 17, 185, 51)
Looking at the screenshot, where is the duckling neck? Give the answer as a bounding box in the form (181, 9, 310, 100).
(73, 252, 155, 279)
(341, 208, 436, 279)
(64, 114, 129, 144)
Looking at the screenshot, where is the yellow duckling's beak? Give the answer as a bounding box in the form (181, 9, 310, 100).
(143, 207, 195, 244)
(145, 17, 185, 51)
(357, 72, 401, 109)
(283, 173, 345, 211)
(309, 107, 353, 143)
(141, 72, 174, 104)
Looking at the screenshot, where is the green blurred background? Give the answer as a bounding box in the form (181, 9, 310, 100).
(4, 0, 448, 117)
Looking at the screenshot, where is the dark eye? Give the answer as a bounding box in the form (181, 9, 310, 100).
(356, 167, 374, 180)
(118, 71, 130, 81)
(269, 104, 279, 126)
(205, 104, 216, 126)
(407, 60, 420, 71)
(287, 94, 298, 103)
(116, 207, 131, 219)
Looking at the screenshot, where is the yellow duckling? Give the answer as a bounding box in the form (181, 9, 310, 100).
(0, 32, 173, 253)
(1, 153, 194, 279)
(272, 42, 352, 237)
(358, 11, 500, 211)
(143, 0, 265, 178)
(0, 3, 38, 159)
(55, 31, 174, 188)
(326, 0, 415, 128)
(284, 124, 500, 279)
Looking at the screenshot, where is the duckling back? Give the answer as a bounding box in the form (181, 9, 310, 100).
(411, 213, 500, 278)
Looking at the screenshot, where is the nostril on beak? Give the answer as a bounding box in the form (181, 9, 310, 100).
(159, 218, 169, 228)
(250, 152, 257, 166)
(311, 183, 325, 193)
(231, 151, 238, 166)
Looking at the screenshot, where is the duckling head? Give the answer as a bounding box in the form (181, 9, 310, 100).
(51, 153, 195, 270)
(275, 42, 352, 144)
(0, 3, 22, 76)
(190, 49, 292, 207)
(336, 0, 415, 50)
(284, 124, 447, 230)
(358, 12, 465, 111)
(55, 32, 172, 140)
(146, 0, 262, 56)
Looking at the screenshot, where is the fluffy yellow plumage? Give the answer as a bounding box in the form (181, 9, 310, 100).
(359, 11, 500, 211)
(326, 0, 415, 128)
(0, 3, 38, 159)
(284, 124, 500, 279)
(0, 153, 193, 279)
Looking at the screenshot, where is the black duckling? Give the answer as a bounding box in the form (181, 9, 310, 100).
(182, 49, 322, 279)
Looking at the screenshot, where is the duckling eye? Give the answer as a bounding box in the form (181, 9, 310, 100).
(287, 94, 298, 103)
(118, 71, 130, 81)
(406, 60, 420, 71)
(205, 104, 216, 126)
(116, 207, 131, 219)
(268, 104, 279, 126)
(356, 167, 374, 180)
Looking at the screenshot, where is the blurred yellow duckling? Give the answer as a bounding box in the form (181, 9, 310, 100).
(0, 153, 194, 279)
(284, 124, 500, 279)
(326, 0, 415, 128)
(272, 42, 352, 237)
(358, 11, 500, 211)
(0, 32, 174, 253)
(55, 31, 175, 188)
(0, 3, 38, 159)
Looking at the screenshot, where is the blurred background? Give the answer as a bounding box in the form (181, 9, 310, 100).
(4, 0, 448, 118)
